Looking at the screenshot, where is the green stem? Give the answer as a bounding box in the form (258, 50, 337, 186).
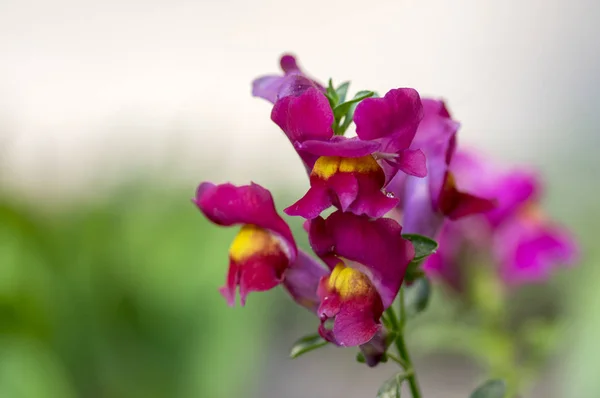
(396, 288, 423, 398)
(387, 353, 409, 368)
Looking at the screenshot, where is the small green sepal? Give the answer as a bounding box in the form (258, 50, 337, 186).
(376, 374, 403, 398)
(469, 379, 507, 398)
(403, 277, 432, 317)
(289, 333, 328, 359)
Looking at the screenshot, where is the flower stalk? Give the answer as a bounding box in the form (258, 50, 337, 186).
(396, 287, 423, 398)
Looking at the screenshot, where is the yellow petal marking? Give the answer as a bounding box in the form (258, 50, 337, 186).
(229, 224, 282, 262)
(327, 263, 373, 300)
(311, 155, 381, 180)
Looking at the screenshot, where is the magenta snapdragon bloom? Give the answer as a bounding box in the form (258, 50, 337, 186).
(194, 182, 298, 306)
(306, 211, 414, 346)
(424, 151, 579, 287)
(252, 54, 323, 104)
(273, 87, 427, 219)
(389, 99, 496, 238)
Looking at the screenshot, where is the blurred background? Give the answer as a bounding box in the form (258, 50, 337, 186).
(1, 0, 599, 397)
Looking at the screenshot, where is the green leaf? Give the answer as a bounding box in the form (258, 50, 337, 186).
(333, 90, 375, 121)
(289, 334, 328, 358)
(470, 379, 507, 398)
(334, 90, 377, 134)
(403, 234, 438, 262)
(336, 81, 351, 103)
(404, 277, 432, 317)
(356, 352, 366, 363)
(376, 374, 402, 398)
(325, 78, 339, 108)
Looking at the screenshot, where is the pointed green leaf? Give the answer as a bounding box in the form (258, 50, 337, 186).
(404, 277, 432, 317)
(325, 78, 339, 108)
(335, 90, 377, 134)
(403, 234, 438, 262)
(289, 334, 328, 358)
(376, 374, 402, 398)
(470, 379, 507, 398)
(336, 81, 351, 103)
(333, 90, 375, 121)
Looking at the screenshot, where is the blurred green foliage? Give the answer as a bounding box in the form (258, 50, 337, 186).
(0, 185, 276, 398)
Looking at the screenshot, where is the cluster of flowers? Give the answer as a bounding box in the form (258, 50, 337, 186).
(194, 54, 577, 357)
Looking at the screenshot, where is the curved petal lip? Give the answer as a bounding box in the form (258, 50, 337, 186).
(271, 87, 334, 144)
(195, 182, 298, 260)
(295, 137, 381, 158)
(354, 88, 423, 143)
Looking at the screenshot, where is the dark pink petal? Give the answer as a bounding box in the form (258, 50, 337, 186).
(354, 88, 423, 150)
(346, 173, 399, 218)
(283, 250, 328, 312)
(307, 216, 335, 259)
(280, 54, 300, 73)
(316, 276, 341, 319)
(316, 274, 383, 347)
(331, 301, 381, 347)
(284, 183, 332, 219)
(329, 173, 359, 212)
(295, 136, 381, 158)
(271, 87, 334, 144)
(318, 212, 414, 308)
(396, 148, 427, 178)
(238, 253, 288, 305)
(194, 182, 297, 260)
(439, 173, 497, 220)
(219, 261, 240, 307)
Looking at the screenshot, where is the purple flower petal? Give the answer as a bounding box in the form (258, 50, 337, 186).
(283, 249, 329, 312)
(359, 329, 391, 367)
(252, 54, 323, 103)
(413, 99, 459, 150)
(276, 74, 323, 101)
(495, 215, 579, 285)
(252, 75, 286, 104)
(449, 150, 540, 226)
(401, 176, 445, 238)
